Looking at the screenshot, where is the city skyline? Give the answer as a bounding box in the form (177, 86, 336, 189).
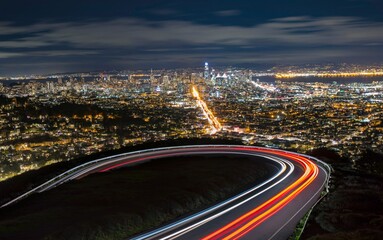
(1, 1, 383, 239)
(1, 0, 383, 75)
(1, 63, 383, 180)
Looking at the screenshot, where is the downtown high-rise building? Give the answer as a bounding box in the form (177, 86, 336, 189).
(204, 62, 209, 80)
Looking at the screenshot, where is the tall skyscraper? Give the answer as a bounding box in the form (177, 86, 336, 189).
(204, 62, 209, 80)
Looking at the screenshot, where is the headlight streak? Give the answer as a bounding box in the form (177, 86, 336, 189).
(1, 145, 329, 240)
(268, 164, 329, 240)
(201, 148, 319, 240)
(73, 146, 320, 240)
(134, 153, 293, 240)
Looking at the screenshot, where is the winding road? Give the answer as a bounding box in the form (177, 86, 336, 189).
(1, 145, 331, 240)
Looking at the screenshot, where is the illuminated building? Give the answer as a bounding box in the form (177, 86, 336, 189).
(204, 62, 209, 80)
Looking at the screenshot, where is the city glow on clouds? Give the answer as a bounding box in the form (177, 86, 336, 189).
(1, 15, 383, 74)
(0, 52, 23, 59)
(1, 16, 383, 50)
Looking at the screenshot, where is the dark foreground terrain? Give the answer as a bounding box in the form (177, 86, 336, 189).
(0, 153, 273, 240)
(301, 149, 383, 240)
(0, 138, 243, 206)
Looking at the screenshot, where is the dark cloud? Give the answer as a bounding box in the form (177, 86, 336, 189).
(0, 0, 382, 75)
(148, 9, 180, 16)
(2, 16, 382, 49)
(214, 10, 241, 17)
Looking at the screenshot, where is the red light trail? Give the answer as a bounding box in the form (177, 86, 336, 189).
(2, 145, 329, 240)
(202, 148, 319, 240)
(95, 146, 322, 240)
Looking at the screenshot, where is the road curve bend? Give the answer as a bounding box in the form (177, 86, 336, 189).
(1, 145, 331, 240)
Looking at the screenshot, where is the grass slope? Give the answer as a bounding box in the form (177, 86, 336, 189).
(0, 138, 243, 205)
(0, 154, 274, 240)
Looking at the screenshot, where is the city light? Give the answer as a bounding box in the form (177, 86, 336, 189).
(1, 64, 383, 181)
(276, 71, 383, 79)
(192, 85, 222, 134)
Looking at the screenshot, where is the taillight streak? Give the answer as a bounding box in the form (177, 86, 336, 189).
(202, 148, 319, 240)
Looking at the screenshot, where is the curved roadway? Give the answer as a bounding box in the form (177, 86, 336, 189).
(1, 145, 331, 240)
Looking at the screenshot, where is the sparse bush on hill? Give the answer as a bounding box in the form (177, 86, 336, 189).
(301, 148, 383, 240)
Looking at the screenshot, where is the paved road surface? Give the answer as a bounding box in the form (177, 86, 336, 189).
(1, 145, 330, 240)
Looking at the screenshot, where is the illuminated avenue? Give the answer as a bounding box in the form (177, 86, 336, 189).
(1, 145, 330, 239)
(192, 85, 222, 134)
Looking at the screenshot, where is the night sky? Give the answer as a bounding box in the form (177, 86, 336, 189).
(1, 0, 383, 75)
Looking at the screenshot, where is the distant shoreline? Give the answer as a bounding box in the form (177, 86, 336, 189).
(2, 76, 383, 86)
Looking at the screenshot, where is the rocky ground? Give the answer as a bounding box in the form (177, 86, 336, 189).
(301, 148, 383, 240)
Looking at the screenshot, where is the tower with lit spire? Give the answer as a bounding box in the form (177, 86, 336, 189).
(204, 62, 209, 80)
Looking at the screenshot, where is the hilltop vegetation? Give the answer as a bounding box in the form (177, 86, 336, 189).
(302, 148, 383, 240)
(0, 143, 273, 240)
